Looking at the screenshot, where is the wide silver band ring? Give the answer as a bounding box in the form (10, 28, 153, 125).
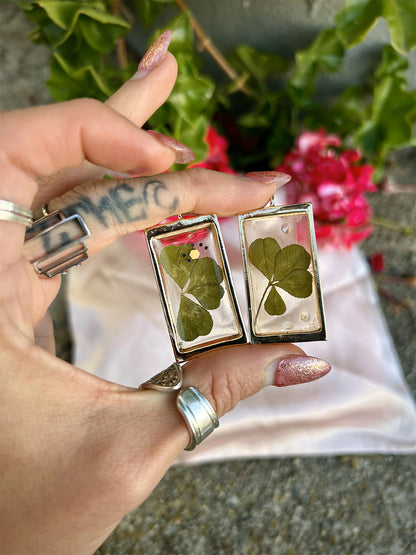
(0, 199, 33, 227)
(139, 364, 219, 451)
(177, 386, 219, 451)
(24, 205, 90, 277)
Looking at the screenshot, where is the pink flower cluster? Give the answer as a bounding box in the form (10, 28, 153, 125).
(191, 126, 236, 174)
(277, 129, 376, 248)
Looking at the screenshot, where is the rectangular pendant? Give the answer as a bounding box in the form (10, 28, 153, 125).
(239, 203, 326, 343)
(146, 215, 246, 361)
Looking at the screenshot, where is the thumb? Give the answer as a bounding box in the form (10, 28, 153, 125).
(119, 344, 331, 504)
(180, 344, 331, 417)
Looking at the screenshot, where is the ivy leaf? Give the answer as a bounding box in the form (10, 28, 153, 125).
(160, 244, 196, 289)
(273, 244, 311, 281)
(290, 29, 345, 93)
(264, 287, 286, 316)
(230, 44, 289, 91)
(177, 295, 213, 342)
(375, 44, 409, 83)
(382, 0, 416, 53)
(249, 238, 281, 281)
(355, 77, 415, 160)
(48, 52, 114, 101)
(335, 0, 381, 48)
(186, 257, 224, 310)
(278, 269, 313, 298)
(335, 0, 416, 54)
(134, 0, 168, 29)
(21, 1, 130, 49)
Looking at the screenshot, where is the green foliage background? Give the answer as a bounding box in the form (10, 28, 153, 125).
(18, 0, 416, 177)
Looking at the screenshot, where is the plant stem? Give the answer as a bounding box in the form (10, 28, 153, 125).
(254, 282, 271, 327)
(174, 0, 253, 96)
(111, 0, 128, 69)
(371, 216, 415, 237)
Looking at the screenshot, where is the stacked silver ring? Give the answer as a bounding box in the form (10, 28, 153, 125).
(140, 362, 219, 451)
(176, 386, 219, 450)
(0, 200, 33, 227)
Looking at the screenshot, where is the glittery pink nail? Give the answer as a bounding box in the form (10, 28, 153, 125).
(147, 130, 195, 164)
(245, 171, 292, 186)
(131, 30, 172, 79)
(270, 356, 331, 387)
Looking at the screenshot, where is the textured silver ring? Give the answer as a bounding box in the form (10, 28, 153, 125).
(139, 362, 183, 392)
(176, 386, 219, 451)
(0, 199, 33, 227)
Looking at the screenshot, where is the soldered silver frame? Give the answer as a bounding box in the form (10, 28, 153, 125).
(239, 202, 327, 344)
(146, 214, 247, 362)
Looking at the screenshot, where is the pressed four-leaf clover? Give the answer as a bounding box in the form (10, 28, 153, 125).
(248, 237, 313, 322)
(160, 244, 224, 342)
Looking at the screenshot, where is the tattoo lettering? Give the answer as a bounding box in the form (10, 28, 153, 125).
(63, 180, 178, 228)
(25, 179, 179, 258)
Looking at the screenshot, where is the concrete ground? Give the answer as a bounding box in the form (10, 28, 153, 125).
(1, 3, 415, 554)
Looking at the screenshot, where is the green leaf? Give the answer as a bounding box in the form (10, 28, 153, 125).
(375, 45, 409, 82)
(22, 1, 130, 48)
(230, 44, 289, 89)
(186, 258, 224, 310)
(355, 77, 415, 158)
(273, 244, 311, 282)
(264, 287, 286, 316)
(335, 0, 381, 47)
(159, 244, 196, 289)
(381, 0, 416, 53)
(134, 0, 168, 29)
(249, 238, 281, 281)
(177, 295, 213, 342)
(290, 28, 345, 92)
(47, 51, 114, 101)
(335, 0, 416, 53)
(278, 269, 313, 298)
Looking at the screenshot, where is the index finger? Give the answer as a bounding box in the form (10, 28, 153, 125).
(0, 98, 178, 264)
(30, 169, 290, 259)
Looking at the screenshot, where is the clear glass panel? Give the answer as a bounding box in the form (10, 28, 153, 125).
(242, 209, 323, 338)
(149, 221, 244, 355)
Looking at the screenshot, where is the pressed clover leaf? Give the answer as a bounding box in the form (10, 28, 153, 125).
(264, 287, 286, 316)
(249, 237, 281, 280)
(248, 237, 313, 319)
(160, 244, 197, 289)
(176, 295, 213, 342)
(160, 244, 225, 342)
(186, 257, 224, 309)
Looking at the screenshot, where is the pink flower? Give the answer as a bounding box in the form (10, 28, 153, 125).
(369, 252, 385, 273)
(191, 126, 236, 174)
(277, 129, 376, 249)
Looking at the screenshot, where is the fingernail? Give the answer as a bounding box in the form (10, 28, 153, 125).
(131, 30, 172, 79)
(245, 171, 292, 187)
(264, 356, 331, 387)
(147, 130, 195, 164)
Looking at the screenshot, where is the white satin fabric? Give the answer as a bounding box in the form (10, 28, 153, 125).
(68, 218, 416, 462)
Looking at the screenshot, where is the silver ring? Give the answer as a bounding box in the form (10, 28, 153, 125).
(139, 362, 183, 392)
(0, 199, 33, 228)
(139, 365, 219, 450)
(177, 387, 219, 451)
(24, 207, 90, 277)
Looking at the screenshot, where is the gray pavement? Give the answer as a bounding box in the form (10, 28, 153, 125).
(1, 3, 415, 554)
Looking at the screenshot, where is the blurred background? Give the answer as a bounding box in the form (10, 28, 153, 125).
(1, 1, 415, 553)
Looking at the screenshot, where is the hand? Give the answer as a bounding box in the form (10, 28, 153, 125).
(0, 35, 330, 554)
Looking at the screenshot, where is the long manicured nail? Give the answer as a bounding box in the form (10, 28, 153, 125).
(264, 356, 331, 387)
(147, 130, 195, 164)
(245, 171, 292, 187)
(131, 30, 172, 79)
